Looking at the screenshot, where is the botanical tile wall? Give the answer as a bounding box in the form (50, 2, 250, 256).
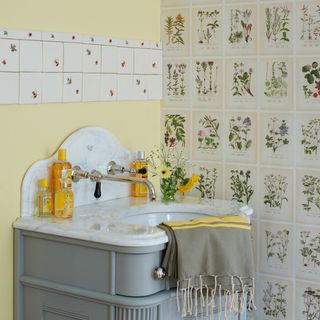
(161, 0, 320, 319)
(0, 28, 162, 104)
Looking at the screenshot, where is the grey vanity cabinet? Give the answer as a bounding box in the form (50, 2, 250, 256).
(14, 229, 245, 320)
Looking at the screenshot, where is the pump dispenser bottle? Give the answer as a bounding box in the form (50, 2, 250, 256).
(131, 151, 148, 197)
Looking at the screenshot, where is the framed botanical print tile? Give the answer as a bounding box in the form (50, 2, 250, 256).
(296, 1, 320, 54)
(225, 4, 257, 56)
(225, 112, 257, 164)
(259, 221, 294, 277)
(259, 3, 293, 55)
(225, 58, 258, 109)
(161, 8, 190, 57)
(259, 57, 293, 110)
(260, 113, 294, 166)
(192, 58, 222, 108)
(260, 167, 294, 223)
(191, 6, 223, 56)
(191, 110, 223, 161)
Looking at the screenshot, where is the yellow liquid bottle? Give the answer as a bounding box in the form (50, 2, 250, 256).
(34, 178, 52, 217)
(131, 151, 148, 197)
(49, 148, 72, 211)
(54, 178, 74, 219)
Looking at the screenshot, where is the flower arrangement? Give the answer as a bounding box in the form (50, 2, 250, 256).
(148, 144, 198, 201)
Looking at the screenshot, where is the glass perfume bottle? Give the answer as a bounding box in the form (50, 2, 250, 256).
(34, 178, 52, 217)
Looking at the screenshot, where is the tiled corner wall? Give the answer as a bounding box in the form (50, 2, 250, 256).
(160, 0, 320, 319)
(0, 28, 162, 104)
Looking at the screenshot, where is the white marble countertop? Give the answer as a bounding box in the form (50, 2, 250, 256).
(13, 196, 252, 247)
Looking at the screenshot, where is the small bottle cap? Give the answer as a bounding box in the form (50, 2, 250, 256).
(137, 151, 145, 160)
(58, 149, 67, 161)
(39, 178, 48, 188)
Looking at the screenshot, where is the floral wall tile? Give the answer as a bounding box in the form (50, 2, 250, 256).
(19, 40, 42, 72)
(187, 162, 223, 200)
(161, 8, 190, 57)
(224, 164, 257, 207)
(258, 275, 293, 320)
(42, 41, 63, 72)
(225, 58, 257, 109)
(296, 1, 320, 54)
(259, 221, 293, 277)
(259, 3, 293, 55)
(62, 73, 82, 102)
(192, 59, 222, 108)
(260, 167, 293, 223)
(134, 48, 162, 75)
(0, 39, 19, 72)
(260, 113, 294, 166)
(117, 47, 134, 74)
(225, 4, 257, 56)
(19, 73, 42, 104)
(259, 58, 293, 110)
(192, 111, 223, 161)
(297, 57, 320, 110)
(163, 59, 190, 107)
(296, 114, 320, 167)
(133, 75, 148, 100)
(161, 109, 190, 155)
(191, 6, 223, 56)
(296, 226, 320, 281)
(83, 44, 101, 73)
(100, 74, 118, 101)
(42, 73, 63, 103)
(0, 72, 19, 104)
(295, 280, 320, 320)
(296, 169, 320, 225)
(225, 112, 257, 164)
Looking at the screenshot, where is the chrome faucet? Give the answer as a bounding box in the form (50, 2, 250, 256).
(72, 162, 156, 201)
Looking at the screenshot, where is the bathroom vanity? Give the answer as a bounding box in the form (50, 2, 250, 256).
(14, 127, 250, 320)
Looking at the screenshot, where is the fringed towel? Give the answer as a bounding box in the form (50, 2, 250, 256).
(158, 215, 256, 318)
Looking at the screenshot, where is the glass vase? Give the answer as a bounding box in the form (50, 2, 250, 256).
(160, 177, 177, 201)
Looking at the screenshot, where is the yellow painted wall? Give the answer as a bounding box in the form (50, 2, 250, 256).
(0, 1, 160, 318)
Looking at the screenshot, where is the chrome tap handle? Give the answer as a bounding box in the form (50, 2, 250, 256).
(72, 165, 89, 182)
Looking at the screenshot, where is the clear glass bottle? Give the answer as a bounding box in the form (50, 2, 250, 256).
(34, 178, 52, 217)
(131, 151, 148, 197)
(54, 176, 74, 219)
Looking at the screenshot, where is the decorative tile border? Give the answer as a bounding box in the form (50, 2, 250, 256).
(0, 28, 162, 104)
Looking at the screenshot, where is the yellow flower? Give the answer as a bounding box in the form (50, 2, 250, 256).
(177, 173, 199, 193)
(157, 165, 172, 179)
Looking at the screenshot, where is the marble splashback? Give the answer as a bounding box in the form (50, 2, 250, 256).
(21, 127, 135, 217)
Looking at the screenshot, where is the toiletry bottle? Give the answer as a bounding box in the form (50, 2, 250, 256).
(131, 151, 148, 197)
(34, 178, 52, 217)
(49, 148, 72, 210)
(54, 173, 74, 219)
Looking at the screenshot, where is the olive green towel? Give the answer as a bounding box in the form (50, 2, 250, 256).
(159, 215, 255, 317)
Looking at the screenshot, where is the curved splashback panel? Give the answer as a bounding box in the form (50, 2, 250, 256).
(21, 127, 134, 217)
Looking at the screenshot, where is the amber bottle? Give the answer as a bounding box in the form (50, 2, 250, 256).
(49, 149, 72, 211)
(131, 151, 148, 197)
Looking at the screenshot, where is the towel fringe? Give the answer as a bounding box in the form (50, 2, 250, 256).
(176, 275, 255, 318)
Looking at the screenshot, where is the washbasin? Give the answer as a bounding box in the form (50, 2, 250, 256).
(119, 211, 209, 227)
(116, 199, 253, 228)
